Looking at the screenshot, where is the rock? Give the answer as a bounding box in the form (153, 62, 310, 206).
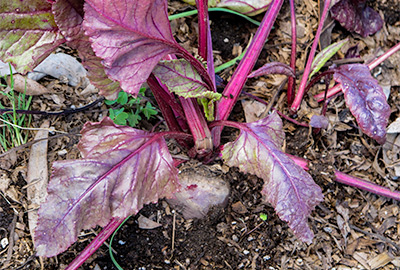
(167, 163, 230, 219)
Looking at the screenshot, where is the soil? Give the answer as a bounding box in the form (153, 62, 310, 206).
(1, 0, 400, 270)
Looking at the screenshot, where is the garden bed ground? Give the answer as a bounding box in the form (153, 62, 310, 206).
(0, 0, 400, 269)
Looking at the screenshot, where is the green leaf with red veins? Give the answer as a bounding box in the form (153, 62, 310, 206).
(333, 64, 390, 144)
(221, 112, 323, 243)
(52, 0, 121, 100)
(34, 118, 180, 257)
(83, 0, 179, 96)
(153, 59, 221, 101)
(0, 0, 65, 73)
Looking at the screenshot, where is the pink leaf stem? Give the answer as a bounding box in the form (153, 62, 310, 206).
(195, 0, 217, 89)
(314, 41, 400, 102)
(65, 217, 125, 270)
(289, 155, 400, 201)
(290, 0, 331, 113)
(287, 0, 297, 105)
(147, 74, 187, 133)
(180, 97, 213, 154)
(159, 55, 212, 153)
(196, 0, 208, 61)
(213, 0, 284, 146)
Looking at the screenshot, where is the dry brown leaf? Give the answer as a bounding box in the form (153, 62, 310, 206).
(336, 204, 350, 242)
(0, 170, 10, 193)
(26, 120, 49, 244)
(241, 100, 267, 123)
(137, 214, 162, 230)
(5, 74, 51, 96)
(232, 201, 248, 214)
(0, 150, 17, 170)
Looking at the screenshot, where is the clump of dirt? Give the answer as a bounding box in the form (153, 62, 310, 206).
(209, 13, 254, 60)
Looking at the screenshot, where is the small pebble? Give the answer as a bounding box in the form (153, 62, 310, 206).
(243, 250, 250, 255)
(323, 227, 332, 233)
(247, 236, 254, 241)
(296, 258, 303, 265)
(232, 235, 239, 242)
(263, 255, 271, 261)
(57, 149, 68, 156)
(118, 240, 126, 245)
(224, 38, 229, 43)
(1, 238, 8, 249)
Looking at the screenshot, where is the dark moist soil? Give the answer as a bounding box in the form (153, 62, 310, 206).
(1, 0, 400, 269)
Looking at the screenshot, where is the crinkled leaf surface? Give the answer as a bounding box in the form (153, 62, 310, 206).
(222, 112, 323, 242)
(53, 0, 121, 99)
(217, 0, 272, 16)
(334, 64, 390, 144)
(330, 0, 383, 37)
(248, 62, 295, 79)
(153, 59, 221, 101)
(0, 0, 65, 73)
(83, 0, 179, 96)
(309, 38, 348, 78)
(34, 118, 179, 257)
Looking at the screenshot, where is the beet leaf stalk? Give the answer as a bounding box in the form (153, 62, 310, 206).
(213, 0, 284, 146)
(290, 0, 331, 113)
(286, 0, 297, 105)
(65, 218, 125, 270)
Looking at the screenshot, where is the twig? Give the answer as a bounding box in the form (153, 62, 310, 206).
(171, 210, 176, 252)
(350, 224, 400, 251)
(5, 214, 17, 266)
(0, 191, 18, 215)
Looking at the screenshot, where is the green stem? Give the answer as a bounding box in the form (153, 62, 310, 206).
(168, 7, 261, 26)
(109, 216, 132, 270)
(215, 48, 246, 73)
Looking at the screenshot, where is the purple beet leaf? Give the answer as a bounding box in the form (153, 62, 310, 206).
(330, 0, 383, 37)
(52, 0, 121, 100)
(333, 64, 390, 144)
(0, 0, 65, 73)
(34, 118, 180, 257)
(83, 0, 186, 96)
(248, 62, 295, 79)
(217, 0, 272, 16)
(221, 112, 323, 243)
(153, 59, 221, 101)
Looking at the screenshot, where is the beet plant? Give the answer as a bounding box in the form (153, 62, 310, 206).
(1, 0, 399, 269)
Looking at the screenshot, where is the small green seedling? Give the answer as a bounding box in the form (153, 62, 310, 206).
(0, 70, 32, 152)
(105, 88, 158, 127)
(259, 213, 267, 221)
